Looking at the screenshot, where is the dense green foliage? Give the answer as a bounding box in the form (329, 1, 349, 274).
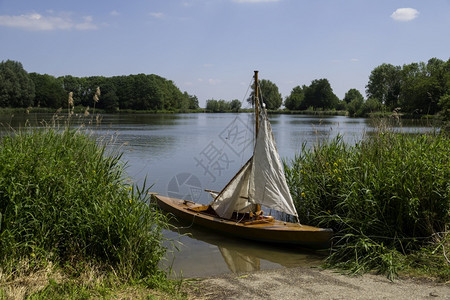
(366, 63, 402, 109)
(366, 58, 450, 115)
(284, 57, 449, 118)
(0, 60, 35, 108)
(0, 127, 168, 280)
(205, 98, 241, 112)
(248, 79, 283, 110)
(343, 88, 364, 105)
(303, 79, 339, 110)
(0, 60, 198, 112)
(285, 129, 449, 279)
(3, 57, 448, 117)
(284, 79, 340, 111)
(284, 85, 306, 110)
(29, 73, 67, 108)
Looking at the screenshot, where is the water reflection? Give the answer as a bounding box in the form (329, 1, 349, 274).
(162, 219, 324, 278)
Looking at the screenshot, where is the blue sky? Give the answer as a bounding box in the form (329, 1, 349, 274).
(1, 0, 449, 107)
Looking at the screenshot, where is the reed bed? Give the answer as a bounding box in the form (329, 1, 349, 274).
(285, 127, 449, 279)
(0, 126, 169, 288)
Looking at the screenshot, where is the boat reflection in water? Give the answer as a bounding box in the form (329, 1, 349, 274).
(161, 218, 326, 278)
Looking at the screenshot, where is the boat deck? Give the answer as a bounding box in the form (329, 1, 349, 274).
(154, 195, 332, 248)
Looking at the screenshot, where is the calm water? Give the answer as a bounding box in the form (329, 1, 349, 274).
(0, 112, 437, 278)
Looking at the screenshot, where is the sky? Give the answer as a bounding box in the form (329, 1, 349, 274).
(0, 0, 449, 107)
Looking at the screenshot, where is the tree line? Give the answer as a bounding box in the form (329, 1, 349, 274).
(1, 58, 448, 118)
(284, 57, 449, 118)
(205, 99, 241, 112)
(0, 60, 199, 112)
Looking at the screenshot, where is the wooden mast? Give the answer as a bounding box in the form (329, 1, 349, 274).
(254, 70, 259, 137)
(253, 70, 262, 216)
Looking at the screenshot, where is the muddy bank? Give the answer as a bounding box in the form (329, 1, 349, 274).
(185, 266, 449, 299)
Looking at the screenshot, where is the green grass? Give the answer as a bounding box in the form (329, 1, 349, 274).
(285, 127, 449, 280)
(0, 126, 178, 298)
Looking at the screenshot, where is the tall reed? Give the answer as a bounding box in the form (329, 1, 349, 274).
(0, 127, 168, 281)
(285, 129, 449, 279)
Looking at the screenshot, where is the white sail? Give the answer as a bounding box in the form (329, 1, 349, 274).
(211, 108, 298, 219)
(249, 109, 298, 217)
(211, 159, 256, 219)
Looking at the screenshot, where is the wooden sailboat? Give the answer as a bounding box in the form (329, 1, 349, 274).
(154, 71, 332, 249)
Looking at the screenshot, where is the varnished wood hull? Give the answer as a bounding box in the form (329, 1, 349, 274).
(154, 195, 332, 249)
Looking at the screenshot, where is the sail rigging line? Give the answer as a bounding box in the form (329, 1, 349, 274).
(209, 157, 253, 204)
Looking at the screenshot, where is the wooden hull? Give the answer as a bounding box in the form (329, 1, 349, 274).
(154, 195, 333, 249)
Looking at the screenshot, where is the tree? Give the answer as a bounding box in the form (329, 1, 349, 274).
(217, 100, 230, 112)
(206, 99, 219, 112)
(399, 58, 449, 115)
(185, 92, 199, 109)
(0, 60, 35, 107)
(230, 99, 241, 112)
(303, 79, 339, 109)
(248, 79, 282, 110)
(347, 98, 364, 117)
(438, 93, 450, 121)
(343, 88, 364, 104)
(360, 97, 382, 116)
(29, 73, 66, 108)
(60, 75, 86, 107)
(284, 85, 306, 110)
(366, 63, 401, 109)
(2, 59, 199, 111)
(343, 88, 364, 116)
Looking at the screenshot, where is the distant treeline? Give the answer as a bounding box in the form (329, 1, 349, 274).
(205, 57, 449, 119)
(0, 60, 199, 112)
(1, 58, 449, 119)
(205, 99, 241, 112)
(284, 57, 450, 118)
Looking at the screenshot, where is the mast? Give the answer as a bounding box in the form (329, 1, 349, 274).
(254, 70, 259, 137)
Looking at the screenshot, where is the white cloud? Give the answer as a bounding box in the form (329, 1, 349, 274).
(208, 78, 221, 85)
(0, 12, 98, 31)
(350, 58, 359, 62)
(75, 16, 98, 30)
(198, 78, 221, 85)
(149, 12, 165, 19)
(233, 0, 280, 2)
(391, 8, 419, 22)
(110, 10, 120, 17)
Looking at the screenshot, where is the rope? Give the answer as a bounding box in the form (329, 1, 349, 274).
(235, 213, 247, 225)
(176, 213, 196, 229)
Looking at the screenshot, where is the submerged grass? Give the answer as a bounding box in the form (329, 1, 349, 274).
(285, 126, 449, 280)
(0, 125, 180, 298)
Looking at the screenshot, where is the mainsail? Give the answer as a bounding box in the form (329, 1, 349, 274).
(211, 106, 299, 219)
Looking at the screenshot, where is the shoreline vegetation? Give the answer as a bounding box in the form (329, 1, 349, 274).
(285, 124, 449, 281)
(0, 106, 445, 119)
(0, 122, 184, 299)
(0, 112, 448, 298)
(0, 115, 450, 299)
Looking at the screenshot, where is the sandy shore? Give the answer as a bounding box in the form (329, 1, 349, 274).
(185, 266, 449, 299)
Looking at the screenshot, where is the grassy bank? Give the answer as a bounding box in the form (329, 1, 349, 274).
(0, 127, 182, 298)
(285, 127, 449, 280)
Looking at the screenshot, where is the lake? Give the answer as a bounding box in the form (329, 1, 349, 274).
(0, 112, 437, 278)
